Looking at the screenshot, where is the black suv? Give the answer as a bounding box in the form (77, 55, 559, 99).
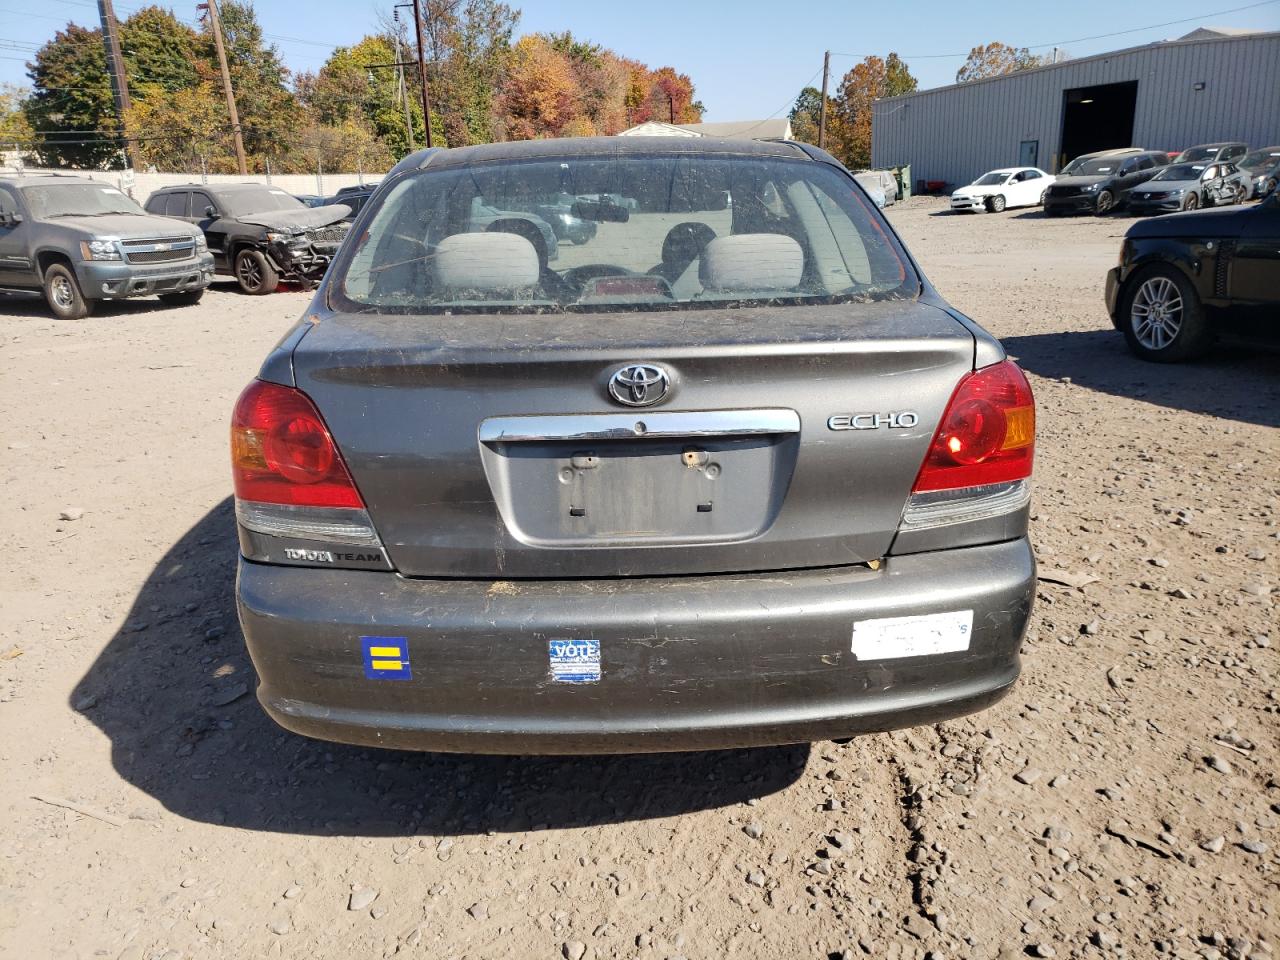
(1106, 190, 1280, 361)
(325, 183, 380, 221)
(1044, 149, 1169, 216)
(145, 183, 351, 294)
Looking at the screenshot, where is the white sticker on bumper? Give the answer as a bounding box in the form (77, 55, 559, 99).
(851, 610, 973, 661)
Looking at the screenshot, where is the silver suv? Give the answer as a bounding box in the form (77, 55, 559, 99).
(0, 175, 214, 319)
(232, 137, 1037, 754)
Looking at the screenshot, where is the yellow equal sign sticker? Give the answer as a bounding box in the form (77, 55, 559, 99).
(361, 637, 411, 680)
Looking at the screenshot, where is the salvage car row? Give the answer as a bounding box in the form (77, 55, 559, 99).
(951, 142, 1280, 216)
(0, 175, 355, 317)
(0, 173, 615, 317)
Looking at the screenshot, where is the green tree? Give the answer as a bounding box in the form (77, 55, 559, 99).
(955, 42, 1045, 83)
(122, 6, 201, 93)
(421, 0, 518, 146)
(213, 1, 301, 163)
(303, 35, 423, 158)
(22, 25, 119, 168)
(789, 86, 823, 145)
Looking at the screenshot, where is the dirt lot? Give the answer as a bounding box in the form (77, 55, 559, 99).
(1, 197, 1276, 960)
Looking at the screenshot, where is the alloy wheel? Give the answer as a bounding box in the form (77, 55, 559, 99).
(1130, 276, 1183, 351)
(237, 255, 262, 291)
(1096, 190, 1114, 214)
(50, 275, 74, 309)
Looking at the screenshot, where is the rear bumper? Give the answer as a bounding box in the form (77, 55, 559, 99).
(1105, 265, 1123, 322)
(237, 537, 1035, 754)
(78, 254, 215, 299)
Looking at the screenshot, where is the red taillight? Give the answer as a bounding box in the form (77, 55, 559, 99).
(231, 380, 364, 508)
(912, 360, 1035, 493)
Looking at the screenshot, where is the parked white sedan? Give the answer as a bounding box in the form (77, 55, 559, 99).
(951, 167, 1055, 213)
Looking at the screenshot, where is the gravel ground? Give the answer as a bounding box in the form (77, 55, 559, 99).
(1, 196, 1276, 960)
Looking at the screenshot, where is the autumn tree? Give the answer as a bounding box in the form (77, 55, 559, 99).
(14, 4, 704, 168)
(829, 53, 916, 169)
(1, 84, 34, 149)
(955, 42, 1045, 83)
(498, 34, 577, 139)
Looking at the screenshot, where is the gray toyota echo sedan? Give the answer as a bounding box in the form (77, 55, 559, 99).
(232, 137, 1036, 754)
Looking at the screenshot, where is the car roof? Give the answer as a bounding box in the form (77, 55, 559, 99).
(154, 182, 281, 193)
(1183, 141, 1246, 148)
(1, 175, 111, 187)
(415, 135, 811, 171)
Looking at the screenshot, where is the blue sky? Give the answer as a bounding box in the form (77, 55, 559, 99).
(2, 0, 1278, 119)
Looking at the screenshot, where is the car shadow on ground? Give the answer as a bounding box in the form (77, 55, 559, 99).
(0, 291, 187, 320)
(71, 498, 810, 837)
(1003, 327, 1280, 428)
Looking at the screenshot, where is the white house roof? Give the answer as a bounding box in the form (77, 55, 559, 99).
(1178, 26, 1258, 40)
(618, 118, 794, 141)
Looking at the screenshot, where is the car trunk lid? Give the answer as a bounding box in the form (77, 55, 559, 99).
(292, 300, 974, 578)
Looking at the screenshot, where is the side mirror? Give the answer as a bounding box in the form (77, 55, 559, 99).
(205, 205, 217, 218)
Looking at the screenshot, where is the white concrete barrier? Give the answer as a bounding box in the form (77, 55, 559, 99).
(0, 167, 390, 202)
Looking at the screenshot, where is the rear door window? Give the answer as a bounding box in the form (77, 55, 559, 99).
(164, 192, 189, 217)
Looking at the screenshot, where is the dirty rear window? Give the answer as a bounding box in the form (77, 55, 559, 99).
(332, 155, 916, 314)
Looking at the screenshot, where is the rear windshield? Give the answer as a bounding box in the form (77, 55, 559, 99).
(1176, 146, 1220, 162)
(332, 154, 916, 314)
(219, 187, 306, 218)
(21, 183, 144, 219)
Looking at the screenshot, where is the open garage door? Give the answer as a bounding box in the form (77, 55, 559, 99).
(1058, 81, 1138, 170)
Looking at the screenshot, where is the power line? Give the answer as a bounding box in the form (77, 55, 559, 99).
(828, 0, 1280, 61)
(731, 64, 824, 137)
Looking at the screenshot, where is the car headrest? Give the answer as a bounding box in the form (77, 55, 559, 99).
(661, 221, 717, 267)
(699, 234, 803, 293)
(432, 232, 539, 296)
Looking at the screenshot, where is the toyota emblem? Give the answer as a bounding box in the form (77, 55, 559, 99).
(607, 363, 670, 407)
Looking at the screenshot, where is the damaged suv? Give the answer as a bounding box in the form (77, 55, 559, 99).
(145, 183, 350, 294)
(233, 138, 1037, 754)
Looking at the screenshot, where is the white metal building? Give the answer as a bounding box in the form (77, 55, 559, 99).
(871, 29, 1280, 189)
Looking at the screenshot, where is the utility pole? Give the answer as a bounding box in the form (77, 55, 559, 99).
(668, 93, 675, 124)
(411, 0, 433, 147)
(204, 0, 248, 175)
(394, 33, 415, 150)
(97, 0, 139, 169)
(818, 50, 830, 149)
